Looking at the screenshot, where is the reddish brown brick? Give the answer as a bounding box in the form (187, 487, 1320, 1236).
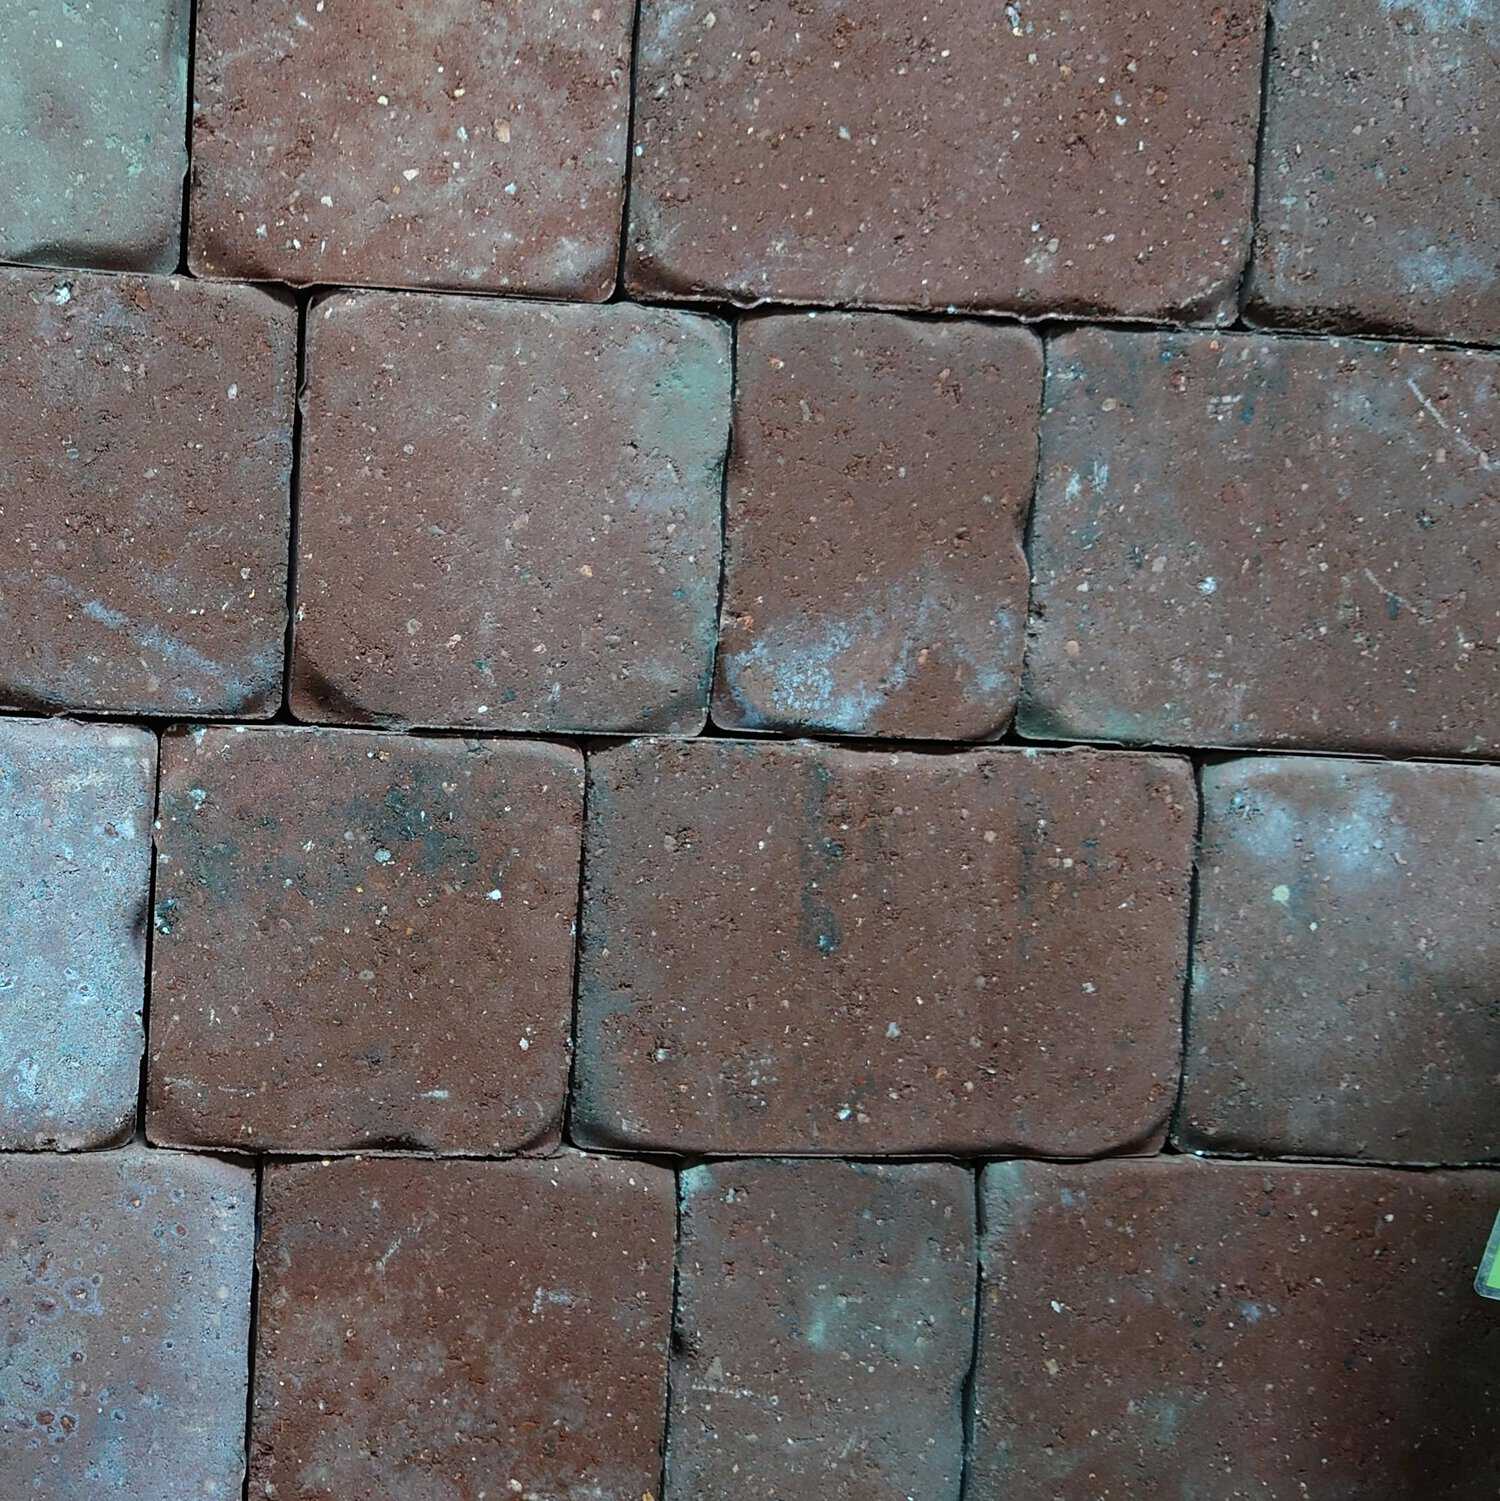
(148, 726, 582, 1154)
(669, 1159, 974, 1501)
(973, 1158, 1500, 1497)
(574, 739, 1194, 1156)
(712, 314, 1041, 741)
(291, 291, 729, 734)
(627, 0, 1265, 319)
(0, 1146, 254, 1500)
(189, 0, 633, 296)
(1247, 0, 1500, 344)
(0, 266, 295, 717)
(1022, 329, 1500, 756)
(1178, 756, 1500, 1164)
(251, 1153, 673, 1500)
(0, 718, 154, 1151)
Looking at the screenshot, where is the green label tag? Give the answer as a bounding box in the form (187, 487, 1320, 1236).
(1475, 1210, 1500, 1300)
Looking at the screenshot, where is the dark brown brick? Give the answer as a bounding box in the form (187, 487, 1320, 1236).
(574, 739, 1194, 1156)
(291, 291, 729, 734)
(0, 0, 188, 271)
(1178, 756, 1500, 1164)
(251, 1153, 673, 1500)
(189, 0, 633, 296)
(1247, 0, 1500, 344)
(712, 313, 1041, 741)
(1022, 329, 1500, 756)
(627, 0, 1265, 319)
(0, 1146, 254, 1500)
(669, 1159, 974, 1501)
(0, 718, 154, 1150)
(973, 1157, 1500, 1498)
(0, 266, 295, 718)
(147, 726, 582, 1154)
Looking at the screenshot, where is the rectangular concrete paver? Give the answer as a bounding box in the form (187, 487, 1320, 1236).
(573, 738, 1194, 1156)
(0, 1146, 254, 1501)
(1178, 756, 1500, 1164)
(668, 1159, 974, 1501)
(972, 1158, 1500, 1498)
(148, 726, 582, 1154)
(251, 1153, 673, 1501)
(0, 718, 155, 1151)
(291, 292, 729, 734)
(713, 313, 1041, 741)
(1022, 329, 1500, 756)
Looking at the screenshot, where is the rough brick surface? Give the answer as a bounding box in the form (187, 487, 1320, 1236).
(0, 266, 295, 717)
(627, 0, 1265, 319)
(251, 1154, 673, 1501)
(1022, 329, 1500, 756)
(0, 1146, 254, 1500)
(668, 1159, 974, 1501)
(148, 726, 582, 1154)
(0, 0, 188, 271)
(1178, 756, 1500, 1164)
(574, 738, 1194, 1156)
(189, 0, 632, 296)
(0, 718, 154, 1151)
(1247, 0, 1500, 344)
(291, 291, 729, 734)
(712, 314, 1041, 741)
(973, 1157, 1500, 1498)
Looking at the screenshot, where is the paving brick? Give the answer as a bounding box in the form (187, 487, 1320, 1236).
(972, 1157, 1500, 1498)
(1022, 329, 1500, 756)
(251, 1153, 672, 1500)
(0, 0, 188, 271)
(0, 1146, 254, 1501)
(290, 291, 729, 735)
(189, 0, 633, 296)
(668, 1159, 974, 1501)
(147, 725, 582, 1154)
(0, 718, 154, 1151)
(0, 266, 295, 718)
(1247, 0, 1500, 344)
(712, 314, 1041, 741)
(1178, 756, 1500, 1164)
(627, 0, 1265, 319)
(574, 738, 1193, 1156)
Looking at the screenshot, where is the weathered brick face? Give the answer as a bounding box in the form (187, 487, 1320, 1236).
(291, 292, 730, 734)
(251, 1154, 673, 1501)
(148, 726, 583, 1154)
(574, 738, 1194, 1156)
(0, 267, 295, 717)
(713, 313, 1041, 741)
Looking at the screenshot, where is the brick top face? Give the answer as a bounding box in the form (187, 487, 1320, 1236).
(0, 0, 188, 272)
(148, 726, 583, 1154)
(0, 267, 295, 718)
(252, 1155, 673, 1501)
(0, 718, 155, 1150)
(0, 1147, 254, 1501)
(627, 0, 1265, 318)
(292, 292, 729, 734)
(574, 738, 1194, 1156)
(713, 314, 1041, 741)
(189, 0, 633, 296)
(1248, 0, 1500, 344)
(1022, 329, 1500, 756)
(1179, 756, 1500, 1164)
(974, 1158, 1500, 1497)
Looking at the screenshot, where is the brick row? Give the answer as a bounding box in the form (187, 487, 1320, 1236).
(4, 721, 1496, 1164)
(4, 263, 1496, 751)
(5, 1150, 1497, 1497)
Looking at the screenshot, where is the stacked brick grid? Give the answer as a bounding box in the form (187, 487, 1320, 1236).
(1, 2, 1497, 1499)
